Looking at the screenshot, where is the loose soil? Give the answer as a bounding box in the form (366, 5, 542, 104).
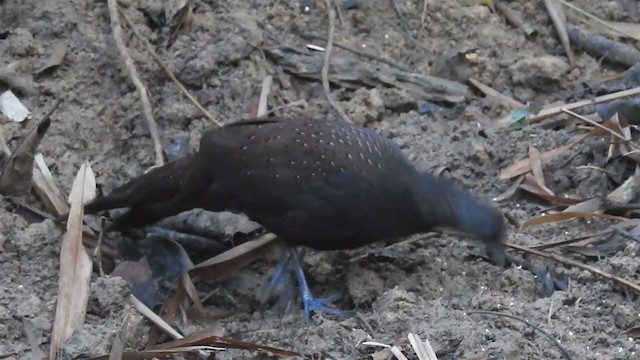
(1, 0, 639, 359)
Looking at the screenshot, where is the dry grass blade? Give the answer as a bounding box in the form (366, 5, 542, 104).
(180, 273, 231, 319)
(390, 346, 409, 360)
(189, 233, 277, 280)
(49, 161, 96, 360)
(607, 171, 640, 206)
(408, 333, 437, 360)
(0, 116, 51, 196)
(84, 346, 223, 360)
(523, 211, 627, 226)
(152, 327, 300, 357)
(256, 75, 272, 118)
(543, 0, 576, 65)
(506, 242, 640, 294)
(32, 167, 69, 216)
(528, 146, 553, 194)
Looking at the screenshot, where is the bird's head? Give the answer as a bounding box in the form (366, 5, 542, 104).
(415, 173, 506, 265)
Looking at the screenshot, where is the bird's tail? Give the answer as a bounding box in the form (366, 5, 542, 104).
(57, 153, 211, 230)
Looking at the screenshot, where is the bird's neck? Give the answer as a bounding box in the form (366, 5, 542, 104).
(411, 172, 496, 236)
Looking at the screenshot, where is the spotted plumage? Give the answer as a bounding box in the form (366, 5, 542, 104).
(81, 117, 506, 320)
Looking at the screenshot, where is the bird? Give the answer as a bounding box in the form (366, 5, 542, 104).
(81, 117, 506, 321)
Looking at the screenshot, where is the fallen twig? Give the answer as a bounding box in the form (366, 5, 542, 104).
(300, 32, 413, 72)
(119, 10, 223, 128)
(543, 0, 576, 65)
(495, 1, 536, 37)
(322, 0, 350, 123)
(469, 78, 525, 108)
(467, 310, 572, 360)
(518, 86, 640, 125)
(107, 0, 164, 167)
(506, 242, 640, 294)
(568, 26, 640, 67)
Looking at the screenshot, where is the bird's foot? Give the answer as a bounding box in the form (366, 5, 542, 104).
(289, 247, 347, 321)
(299, 290, 346, 321)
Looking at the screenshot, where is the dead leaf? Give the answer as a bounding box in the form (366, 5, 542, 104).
(606, 113, 632, 162)
(523, 211, 627, 227)
(49, 161, 96, 360)
(189, 233, 277, 281)
(564, 198, 603, 213)
(493, 175, 524, 202)
(35, 43, 68, 75)
(0, 117, 50, 196)
(151, 327, 300, 357)
(607, 171, 640, 206)
(528, 146, 553, 194)
(31, 167, 69, 216)
(519, 174, 582, 205)
(499, 133, 588, 180)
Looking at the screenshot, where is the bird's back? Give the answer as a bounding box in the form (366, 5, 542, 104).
(199, 118, 431, 250)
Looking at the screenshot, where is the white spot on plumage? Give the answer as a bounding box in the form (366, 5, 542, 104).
(348, 154, 353, 159)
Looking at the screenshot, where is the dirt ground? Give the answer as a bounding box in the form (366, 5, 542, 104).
(1, 0, 640, 359)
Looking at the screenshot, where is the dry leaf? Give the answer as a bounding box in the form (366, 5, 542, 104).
(152, 327, 300, 357)
(493, 174, 524, 202)
(35, 43, 68, 75)
(49, 161, 96, 360)
(32, 167, 69, 216)
(0, 117, 50, 196)
(499, 134, 586, 180)
(564, 198, 603, 213)
(528, 146, 553, 194)
(606, 113, 632, 162)
(607, 173, 640, 206)
(189, 233, 277, 281)
(519, 174, 582, 205)
(523, 211, 627, 227)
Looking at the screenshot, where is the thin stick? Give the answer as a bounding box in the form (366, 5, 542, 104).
(467, 311, 572, 360)
(322, 0, 350, 123)
(118, 9, 223, 128)
(506, 242, 640, 294)
(300, 33, 413, 72)
(107, 0, 164, 166)
(561, 108, 627, 141)
(468, 78, 525, 108)
(528, 86, 640, 124)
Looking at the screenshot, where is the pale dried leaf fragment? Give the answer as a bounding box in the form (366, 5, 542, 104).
(0, 89, 30, 122)
(543, 0, 576, 65)
(31, 167, 69, 216)
(606, 113, 632, 162)
(607, 171, 640, 206)
(500, 132, 593, 179)
(528, 146, 554, 195)
(48, 161, 96, 360)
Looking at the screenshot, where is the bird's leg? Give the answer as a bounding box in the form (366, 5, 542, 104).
(268, 248, 292, 291)
(288, 247, 346, 321)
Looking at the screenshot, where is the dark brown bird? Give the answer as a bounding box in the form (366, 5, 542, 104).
(83, 117, 506, 320)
